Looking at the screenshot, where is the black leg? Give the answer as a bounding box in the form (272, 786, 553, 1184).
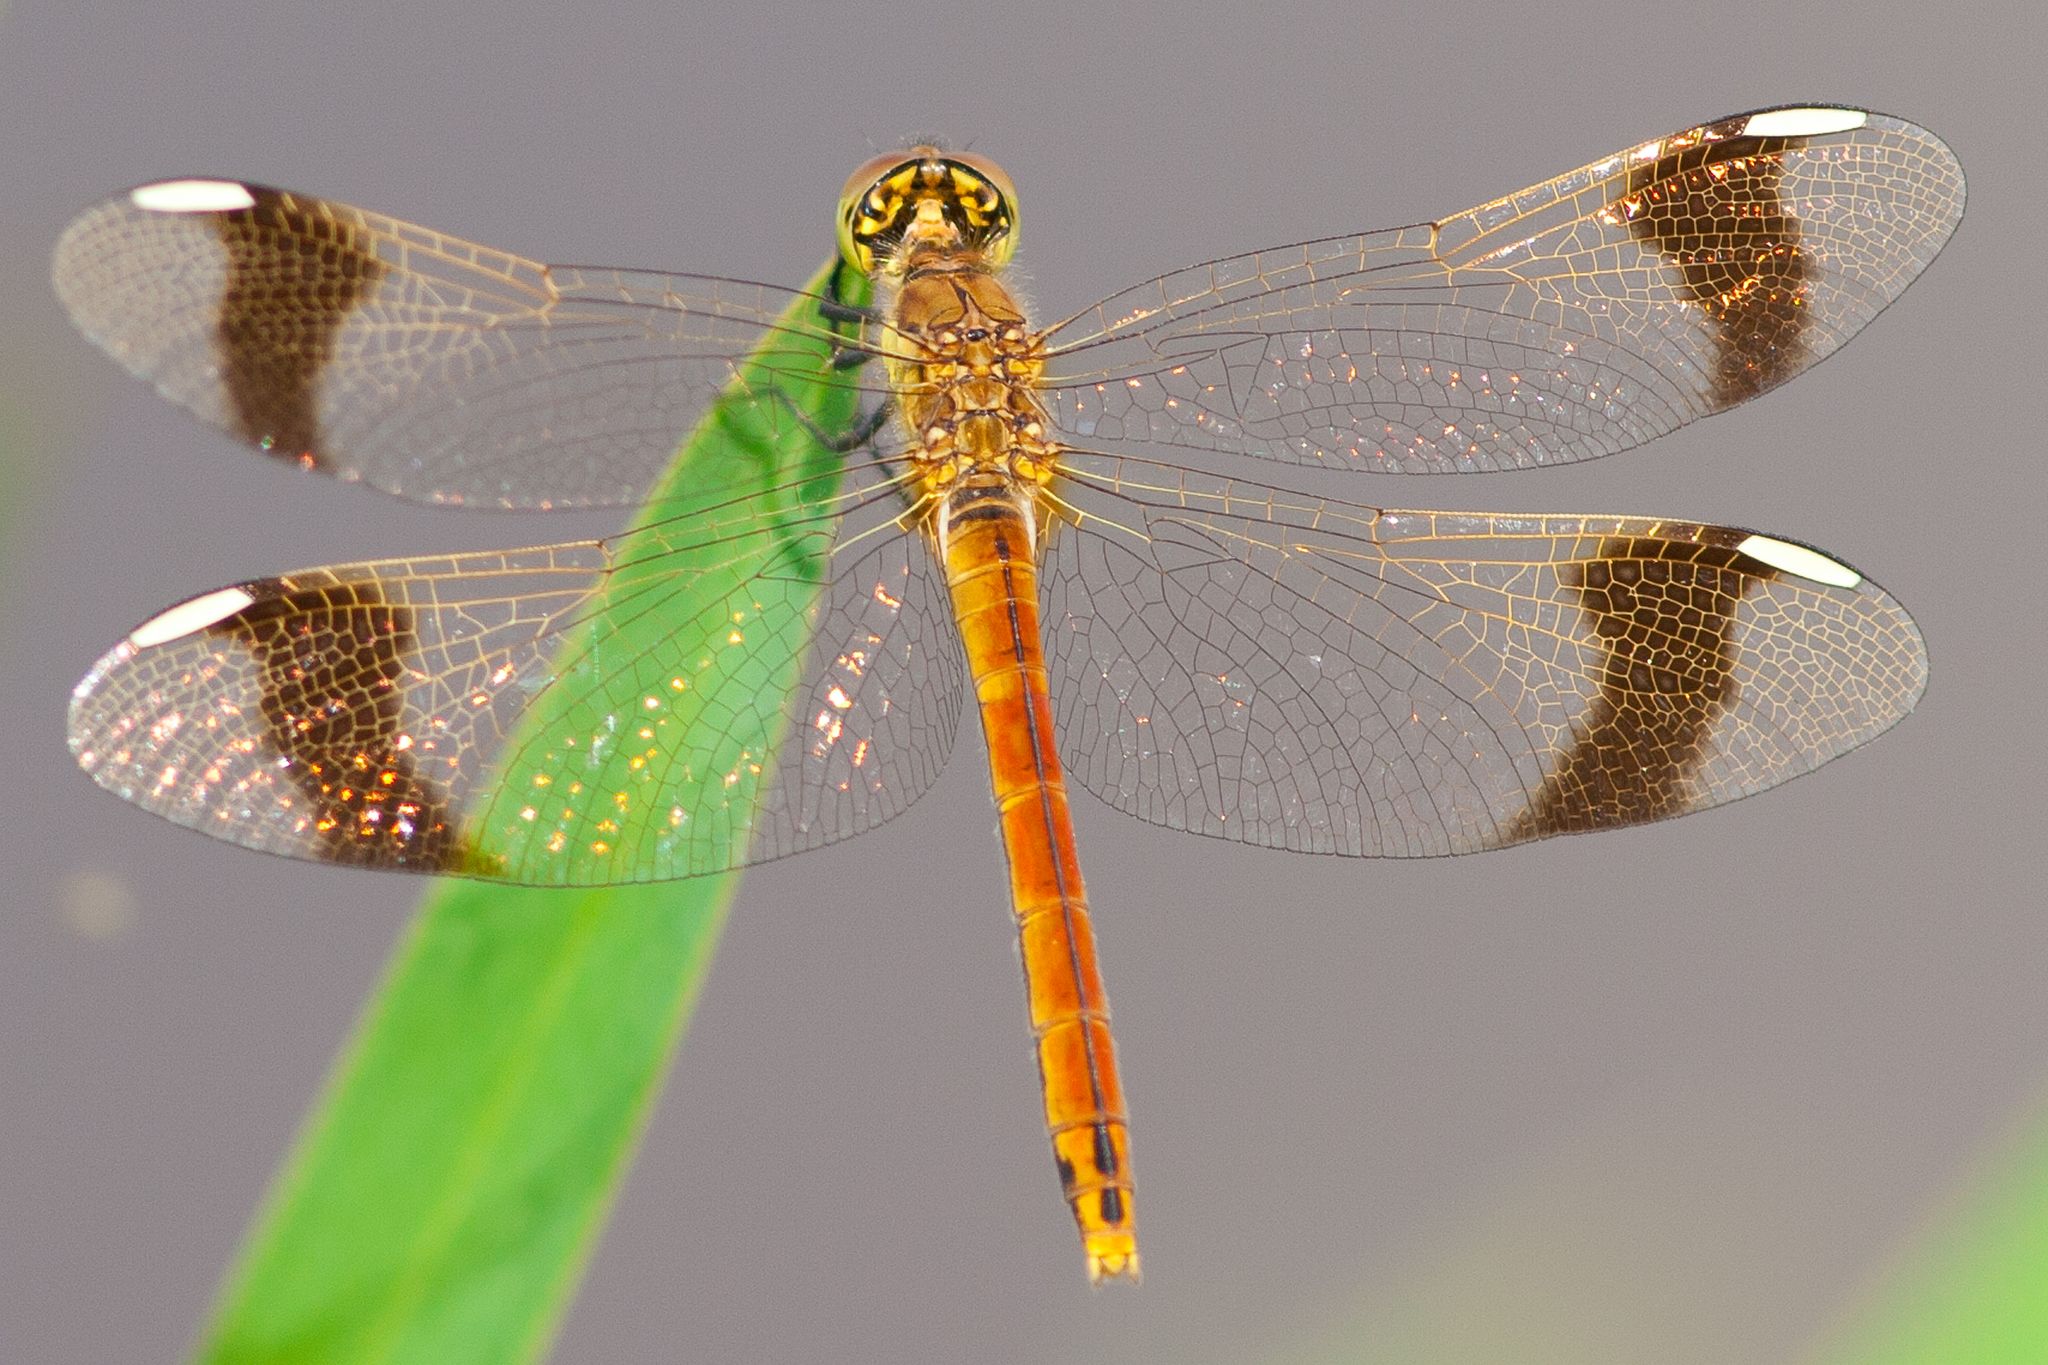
(768, 383, 895, 455)
(819, 258, 882, 326)
(820, 258, 883, 371)
(823, 399, 893, 454)
(817, 295, 880, 327)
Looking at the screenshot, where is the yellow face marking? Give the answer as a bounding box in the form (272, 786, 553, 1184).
(836, 146, 1018, 274)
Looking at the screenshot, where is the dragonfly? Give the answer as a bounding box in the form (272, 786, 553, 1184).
(55, 104, 1962, 1282)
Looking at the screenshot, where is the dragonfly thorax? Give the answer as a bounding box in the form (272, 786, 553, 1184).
(885, 264, 1059, 519)
(903, 400, 1060, 514)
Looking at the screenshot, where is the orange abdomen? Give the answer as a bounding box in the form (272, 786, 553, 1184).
(937, 483, 1138, 1283)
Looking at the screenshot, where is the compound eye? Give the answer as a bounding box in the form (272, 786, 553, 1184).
(945, 150, 1016, 218)
(837, 150, 922, 219)
(837, 148, 929, 273)
(835, 144, 1018, 273)
(941, 150, 1018, 267)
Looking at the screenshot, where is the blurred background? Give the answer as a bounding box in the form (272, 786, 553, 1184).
(1, 2, 2040, 1361)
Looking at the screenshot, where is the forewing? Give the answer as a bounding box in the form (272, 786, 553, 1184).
(52, 179, 886, 507)
(1038, 107, 1962, 473)
(68, 467, 963, 885)
(1044, 453, 1925, 855)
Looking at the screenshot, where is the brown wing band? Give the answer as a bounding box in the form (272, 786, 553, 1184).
(213, 189, 387, 470)
(212, 578, 472, 870)
(1615, 126, 1813, 408)
(1505, 537, 1780, 841)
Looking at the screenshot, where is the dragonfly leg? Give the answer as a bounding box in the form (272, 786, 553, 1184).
(818, 258, 883, 327)
(817, 262, 883, 372)
(764, 386, 893, 455)
(824, 399, 891, 453)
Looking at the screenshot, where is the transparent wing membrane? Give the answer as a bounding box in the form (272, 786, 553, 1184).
(69, 456, 967, 884)
(77, 435, 1925, 879)
(58, 105, 1954, 879)
(52, 182, 895, 508)
(50, 111, 1964, 514)
(1045, 453, 1926, 856)
(1037, 109, 1962, 473)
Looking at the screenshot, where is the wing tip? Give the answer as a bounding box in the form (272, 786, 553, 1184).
(124, 585, 258, 648)
(1738, 106, 1870, 139)
(1735, 533, 1862, 588)
(127, 178, 259, 215)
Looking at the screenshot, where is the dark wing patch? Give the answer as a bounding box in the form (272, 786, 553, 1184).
(1503, 537, 1773, 840)
(1612, 122, 1812, 408)
(213, 576, 475, 871)
(213, 188, 388, 468)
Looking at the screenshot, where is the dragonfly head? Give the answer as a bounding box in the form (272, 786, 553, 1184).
(837, 146, 1017, 276)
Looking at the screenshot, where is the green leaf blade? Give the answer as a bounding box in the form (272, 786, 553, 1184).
(195, 260, 871, 1365)
(1809, 1098, 2048, 1365)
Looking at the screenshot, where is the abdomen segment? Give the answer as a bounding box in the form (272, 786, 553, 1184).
(938, 484, 1138, 1283)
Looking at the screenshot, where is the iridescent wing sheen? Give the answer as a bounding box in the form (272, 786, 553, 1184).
(52, 179, 896, 509)
(68, 455, 966, 884)
(1043, 452, 1925, 856)
(62, 108, 1950, 875)
(1036, 107, 1963, 474)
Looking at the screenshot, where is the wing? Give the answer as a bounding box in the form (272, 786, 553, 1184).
(1043, 453, 1925, 856)
(1037, 107, 1963, 473)
(51, 178, 896, 508)
(67, 457, 966, 884)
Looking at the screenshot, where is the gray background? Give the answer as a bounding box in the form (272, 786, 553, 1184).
(1, 2, 2040, 1362)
